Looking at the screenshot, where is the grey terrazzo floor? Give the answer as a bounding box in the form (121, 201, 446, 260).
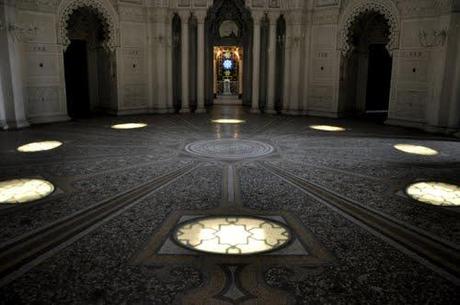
(0, 105, 459, 304)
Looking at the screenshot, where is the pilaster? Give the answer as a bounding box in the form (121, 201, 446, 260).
(250, 11, 264, 114)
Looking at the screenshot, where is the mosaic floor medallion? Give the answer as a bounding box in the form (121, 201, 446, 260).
(185, 139, 274, 159)
(173, 216, 291, 255)
(134, 209, 334, 305)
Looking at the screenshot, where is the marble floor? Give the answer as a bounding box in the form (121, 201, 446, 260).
(0, 105, 459, 304)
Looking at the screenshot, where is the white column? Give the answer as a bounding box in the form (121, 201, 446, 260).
(287, 12, 303, 115)
(266, 13, 278, 114)
(282, 21, 292, 113)
(165, 12, 174, 111)
(195, 11, 206, 113)
(0, 3, 29, 129)
(153, 9, 168, 112)
(301, 10, 313, 113)
(251, 12, 263, 113)
(179, 11, 190, 113)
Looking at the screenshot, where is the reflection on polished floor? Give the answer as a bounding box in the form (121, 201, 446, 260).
(0, 105, 459, 304)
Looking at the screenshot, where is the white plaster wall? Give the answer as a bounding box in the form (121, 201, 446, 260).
(2, 0, 458, 134)
(118, 3, 149, 114)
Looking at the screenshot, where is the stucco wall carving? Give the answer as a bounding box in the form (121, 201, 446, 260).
(57, 0, 119, 51)
(419, 28, 448, 47)
(338, 0, 400, 56)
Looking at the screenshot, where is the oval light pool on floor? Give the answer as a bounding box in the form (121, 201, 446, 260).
(174, 216, 291, 255)
(0, 179, 55, 204)
(212, 119, 245, 124)
(394, 144, 438, 156)
(111, 123, 147, 129)
(406, 182, 460, 206)
(17, 141, 63, 152)
(309, 125, 346, 132)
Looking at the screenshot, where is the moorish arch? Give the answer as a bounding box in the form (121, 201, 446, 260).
(57, 0, 120, 51)
(204, 0, 254, 106)
(338, 0, 400, 56)
(57, 0, 120, 118)
(337, 0, 401, 120)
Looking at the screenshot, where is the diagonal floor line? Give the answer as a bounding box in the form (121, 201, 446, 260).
(0, 162, 200, 287)
(259, 161, 460, 284)
(247, 117, 282, 137)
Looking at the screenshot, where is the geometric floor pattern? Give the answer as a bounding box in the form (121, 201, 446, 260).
(173, 216, 291, 255)
(0, 105, 459, 304)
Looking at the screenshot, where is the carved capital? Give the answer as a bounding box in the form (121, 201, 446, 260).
(267, 12, 280, 25)
(178, 10, 191, 23)
(252, 10, 265, 25)
(419, 28, 448, 47)
(194, 10, 207, 23)
(8, 23, 39, 41)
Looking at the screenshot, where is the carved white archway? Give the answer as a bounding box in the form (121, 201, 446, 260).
(57, 0, 119, 51)
(338, 0, 400, 56)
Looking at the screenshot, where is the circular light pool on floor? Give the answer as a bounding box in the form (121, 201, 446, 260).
(174, 216, 291, 255)
(17, 141, 63, 152)
(0, 179, 55, 204)
(212, 119, 246, 124)
(111, 123, 147, 129)
(394, 144, 438, 156)
(406, 182, 460, 206)
(309, 125, 346, 132)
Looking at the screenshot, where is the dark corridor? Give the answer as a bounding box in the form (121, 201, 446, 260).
(64, 40, 90, 118)
(365, 44, 392, 118)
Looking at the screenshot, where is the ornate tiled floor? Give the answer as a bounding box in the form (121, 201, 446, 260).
(0, 106, 459, 304)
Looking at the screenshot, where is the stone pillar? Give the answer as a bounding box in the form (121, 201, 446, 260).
(286, 11, 303, 115)
(251, 11, 263, 113)
(0, 3, 29, 129)
(152, 8, 169, 113)
(281, 20, 292, 113)
(165, 12, 174, 111)
(195, 11, 206, 113)
(179, 11, 190, 113)
(266, 13, 278, 114)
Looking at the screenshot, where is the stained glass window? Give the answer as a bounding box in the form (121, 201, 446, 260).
(223, 59, 233, 70)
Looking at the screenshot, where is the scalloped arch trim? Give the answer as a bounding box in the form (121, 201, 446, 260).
(338, 0, 400, 56)
(57, 0, 119, 51)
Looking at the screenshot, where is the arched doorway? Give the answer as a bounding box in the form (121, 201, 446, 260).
(205, 0, 253, 107)
(63, 6, 116, 118)
(339, 11, 393, 121)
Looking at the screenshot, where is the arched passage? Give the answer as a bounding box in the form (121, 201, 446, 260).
(204, 0, 253, 107)
(58, 0, 119, 118)
(339, 11, 392, 120)
(337, 1, 399, 121)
